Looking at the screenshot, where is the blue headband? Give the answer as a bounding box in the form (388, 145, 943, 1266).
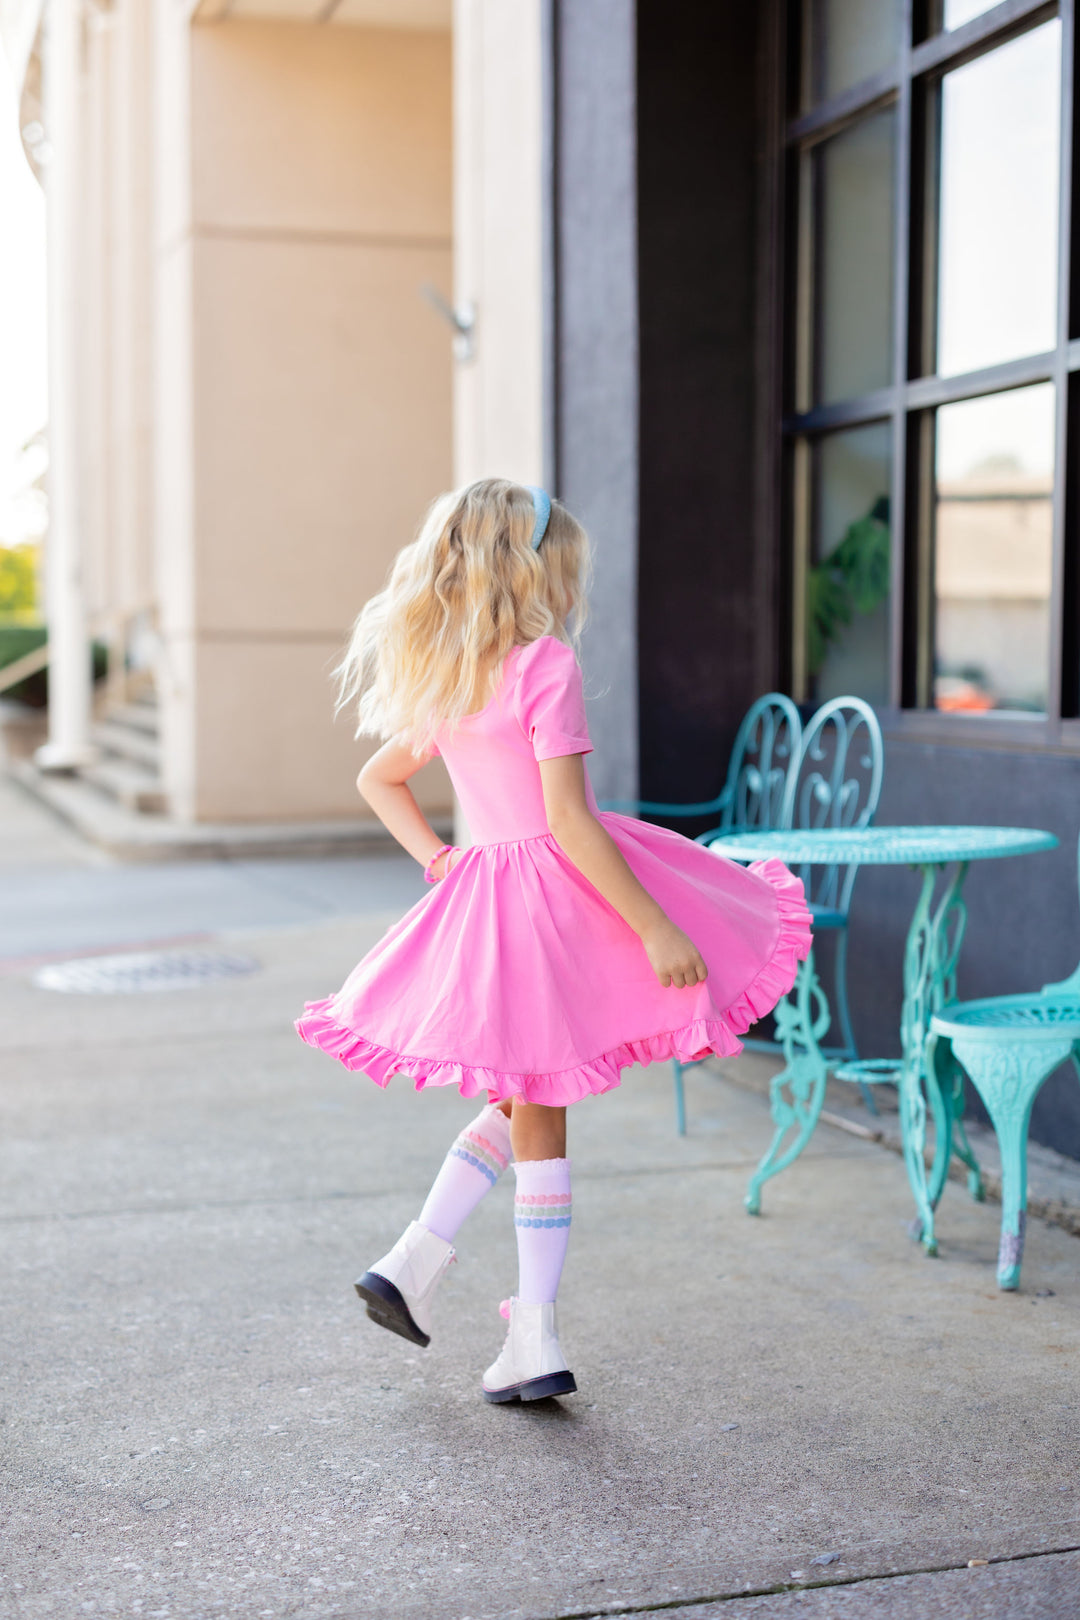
(528, 486, 552, 551)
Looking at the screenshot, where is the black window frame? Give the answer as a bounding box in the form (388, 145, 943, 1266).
(779, 0, 1080, 751)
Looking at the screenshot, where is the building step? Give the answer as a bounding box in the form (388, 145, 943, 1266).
(91, 717, 161, 771)
(102, 700, 159, 737)
(80, 756, 168, 816)
(8, 758, 447, 862)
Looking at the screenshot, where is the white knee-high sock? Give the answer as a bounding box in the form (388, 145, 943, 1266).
(513, 1158, 572, 1305)
(417, 1104, 513, 1243)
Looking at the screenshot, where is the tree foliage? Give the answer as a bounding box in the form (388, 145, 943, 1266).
(0, 544, 39, 621)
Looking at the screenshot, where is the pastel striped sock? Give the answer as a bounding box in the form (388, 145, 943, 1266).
(417, 1104, 513, 1244)
(513, 1157, 572, 1305)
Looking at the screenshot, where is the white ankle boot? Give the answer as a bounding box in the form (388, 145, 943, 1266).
(355, 1221, 455, 1348)
(482, 1298, 577, 1402)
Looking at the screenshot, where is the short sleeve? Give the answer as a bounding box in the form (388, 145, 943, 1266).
(512, 637, 593, 761)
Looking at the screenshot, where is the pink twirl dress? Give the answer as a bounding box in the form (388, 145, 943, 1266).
(296, 637, 812, 1105)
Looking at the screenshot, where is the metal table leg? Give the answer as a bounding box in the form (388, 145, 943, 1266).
(744, 950, 831, 1215)
(897, 859, 975, 1255)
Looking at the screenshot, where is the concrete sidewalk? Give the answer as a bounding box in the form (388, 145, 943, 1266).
(0, 765, 429, 962)
(1, 782, 1079, 1619)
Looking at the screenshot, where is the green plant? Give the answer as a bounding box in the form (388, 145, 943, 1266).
(806, 496, 890, 679)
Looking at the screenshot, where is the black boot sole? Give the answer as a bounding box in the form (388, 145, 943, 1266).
(354, 1271, 430, 1348)
(482, 1370, 577, 1403)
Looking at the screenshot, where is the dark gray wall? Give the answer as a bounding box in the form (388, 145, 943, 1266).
(554, 0, 639, 803)
(553, 0, 769, 804)
(843, 741, 1080, 1157)
(635, 1, 767, 803)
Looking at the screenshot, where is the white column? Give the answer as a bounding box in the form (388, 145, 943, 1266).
(36, 0, 95, 771)
(451, 1, 545, 847)
(452, 0, 544, 488)
(151, 0, 195, 819)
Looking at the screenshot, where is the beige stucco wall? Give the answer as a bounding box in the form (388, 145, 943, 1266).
(159, 18, 454, 821)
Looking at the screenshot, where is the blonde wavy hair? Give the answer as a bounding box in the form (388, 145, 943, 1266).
(337, 477, 591, 749)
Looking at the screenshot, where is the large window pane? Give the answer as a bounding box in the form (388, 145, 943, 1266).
(815, 108, 896, 404)
(934, 384, 1054, 714)
(942, 1, 996, 29)
(807, 422, 892, 706)
(937, 23, 1061, 378)
(807, 0, 904, 104)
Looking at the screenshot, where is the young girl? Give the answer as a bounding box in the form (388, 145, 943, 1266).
(296, 478, 811, 1404)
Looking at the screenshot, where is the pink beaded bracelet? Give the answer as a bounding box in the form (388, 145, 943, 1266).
(423, 844, 457, 883)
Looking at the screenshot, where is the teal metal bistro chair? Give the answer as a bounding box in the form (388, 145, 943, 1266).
(783, 698, 885, 1076)
(602, 692, 803, 837)
(601, 693, 804, 1132)
(929, 840, 1080, 1289)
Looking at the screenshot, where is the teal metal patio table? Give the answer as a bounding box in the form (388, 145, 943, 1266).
(706, 825, 1058, 1255)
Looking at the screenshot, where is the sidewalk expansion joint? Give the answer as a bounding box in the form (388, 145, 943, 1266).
(552, 1540, 1080, 1620)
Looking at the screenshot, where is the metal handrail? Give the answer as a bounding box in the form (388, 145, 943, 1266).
(0, 599, 160, 702)
(0, 640, 49, 695)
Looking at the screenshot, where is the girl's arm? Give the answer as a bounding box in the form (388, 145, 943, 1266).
(538, 754, 707, 989)
(357, 739, 454, 877)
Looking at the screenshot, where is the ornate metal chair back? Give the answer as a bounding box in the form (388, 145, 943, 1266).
(783, 698, 884, 912)
(721, 693, 804, 831)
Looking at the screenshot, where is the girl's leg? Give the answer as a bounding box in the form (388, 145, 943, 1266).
(356, 1101, 513, 1348)
(418, 1101, 514, 1241)
(509, 1103, 570, 1305)
(483, 1101, 576, 1402)
(510, 1100, 566, 1162)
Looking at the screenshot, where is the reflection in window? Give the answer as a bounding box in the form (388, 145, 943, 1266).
(934, 384, 1054, 715)
(806, 0, 904, 104)
(937, 22, 1060, 378)
(815, 108, 896, 404)
(808, 421, 891, 706)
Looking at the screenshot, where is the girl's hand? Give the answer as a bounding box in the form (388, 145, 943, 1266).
(641, 918, 708, 989)
(538, 757, 710, 988)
